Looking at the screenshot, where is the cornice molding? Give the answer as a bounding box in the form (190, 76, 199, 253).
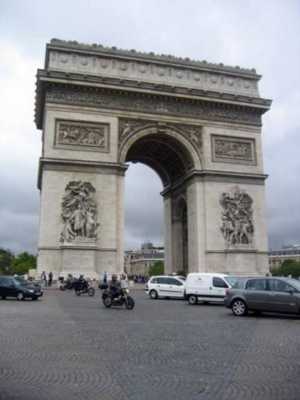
(161, 169, 267, 196)
(38, 157, 128, 189)
(35, 79, 269, 129)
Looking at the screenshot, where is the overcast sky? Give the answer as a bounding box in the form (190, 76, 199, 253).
(0, 0, 299, 253)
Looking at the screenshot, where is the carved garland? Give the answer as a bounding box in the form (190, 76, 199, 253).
(220, 186, 254, 247)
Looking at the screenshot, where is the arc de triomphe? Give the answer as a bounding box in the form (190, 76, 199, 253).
(35, 39, 271, 278)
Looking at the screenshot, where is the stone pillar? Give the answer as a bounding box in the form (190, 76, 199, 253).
(186, 178, 206, 272)
(163, 195, 173, 274)
(172, 216, 184, 273)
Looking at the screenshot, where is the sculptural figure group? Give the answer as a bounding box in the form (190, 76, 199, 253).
(60, 181, 98, 242)
(220, 186, 254, 246)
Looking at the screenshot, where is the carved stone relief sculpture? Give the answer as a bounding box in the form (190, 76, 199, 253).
(56, 120, 109, 151)
(220, 186, 254, 247)
(212, 135, 256, 165)
(60, 181, 99, 243)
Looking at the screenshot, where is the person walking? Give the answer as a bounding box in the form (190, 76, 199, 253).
(48, 271, 53, 287)
(41, 271, 47, 287)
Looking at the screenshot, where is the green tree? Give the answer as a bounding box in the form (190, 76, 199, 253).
(0, 248, 14, 275)
(271, 259, 300, 278)
(148, 261, 164, 276)
(11, 252, 37, 275)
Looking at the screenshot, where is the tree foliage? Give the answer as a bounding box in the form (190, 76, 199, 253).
(148, 261, 164, 276)
(0, 249, 36, 275)
(11, 252, 37, 275)
(0, 249, 14, 274)
(271, 259, 300, 278)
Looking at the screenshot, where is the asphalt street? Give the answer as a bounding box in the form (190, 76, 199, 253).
(0, 289, 300, 400)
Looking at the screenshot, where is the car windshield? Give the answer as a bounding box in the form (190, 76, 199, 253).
(231, 278, 248, 289)
(285, 278, 300, 291)
(225, 276, 244, 287)
(15, 277, 26, 283)
(12, 279, 21, 287)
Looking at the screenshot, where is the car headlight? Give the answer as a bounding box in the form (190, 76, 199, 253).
(28, 289, 34, 293)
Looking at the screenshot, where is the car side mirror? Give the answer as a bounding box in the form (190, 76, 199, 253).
(288, 289, 295, 295)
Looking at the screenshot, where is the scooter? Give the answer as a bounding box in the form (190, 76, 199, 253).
(102, 287, 135, 310)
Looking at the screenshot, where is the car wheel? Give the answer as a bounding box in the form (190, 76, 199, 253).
(17, 292, 24, 301)
(231, 299, 248, 316)
(188, 295, 198, 305)
(32, 296, 38, 301)
(149, 290, 158, 300)
(1, 296, 6, 300)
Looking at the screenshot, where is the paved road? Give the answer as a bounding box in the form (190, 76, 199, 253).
(0, 290, 300, 400)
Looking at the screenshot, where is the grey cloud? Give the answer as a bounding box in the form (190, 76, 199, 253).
(0, 0, 300, 253)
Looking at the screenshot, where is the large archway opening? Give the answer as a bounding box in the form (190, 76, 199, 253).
(123, 130, 195, 276)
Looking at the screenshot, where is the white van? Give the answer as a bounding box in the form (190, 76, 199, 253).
(185, 273, 233, 305)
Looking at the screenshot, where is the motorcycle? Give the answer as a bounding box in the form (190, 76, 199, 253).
(74, 281, 95, 297)
(102, 287, 135, 310)
(59, 279, 74, 291)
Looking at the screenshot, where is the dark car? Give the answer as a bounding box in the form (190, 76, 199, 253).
(14, 276, 43, 295)
(0, 276, 43, 301)
(225, 277, 300, 316)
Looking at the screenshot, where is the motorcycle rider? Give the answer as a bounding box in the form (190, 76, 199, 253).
(120, 273, 129, 290)
(77, 274, 88, 291)
(109, 274, 121, 300)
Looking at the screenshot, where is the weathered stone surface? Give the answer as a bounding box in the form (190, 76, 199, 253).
(35, 40, 271, 277)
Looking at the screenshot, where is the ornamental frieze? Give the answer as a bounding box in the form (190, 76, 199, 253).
(55, 120, 109, 152)
(220, 186, 254, 247)
(211, 135, 256, 165)
(45, 86, 262, 127)
(48, 49, 259, 97)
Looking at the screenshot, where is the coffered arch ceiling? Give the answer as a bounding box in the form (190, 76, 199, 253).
(125, 133, 194, 187)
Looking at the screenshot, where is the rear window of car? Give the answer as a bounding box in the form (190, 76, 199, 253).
(268, 279, 295, 292)
(167, 278, 183, 286)
(157, 277, 168, 284)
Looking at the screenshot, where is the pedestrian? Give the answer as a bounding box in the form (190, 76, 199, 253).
(41, 271, 47, 287)
(48, 271, 53, 287)
(103, 271, 107, 284)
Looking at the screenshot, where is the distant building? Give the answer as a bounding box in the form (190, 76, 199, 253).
(269, 245, 300, 269)
(124, 243, 164, 276)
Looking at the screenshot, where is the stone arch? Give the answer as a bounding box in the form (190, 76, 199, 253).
(119, 124, 201, 187)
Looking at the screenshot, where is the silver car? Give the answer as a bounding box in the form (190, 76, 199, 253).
(224, 277, 300, 316)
